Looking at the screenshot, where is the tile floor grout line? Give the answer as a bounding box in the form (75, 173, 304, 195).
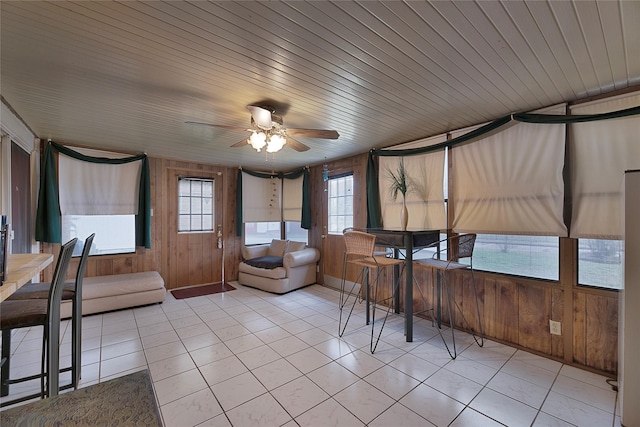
(1, 284, 619, 426)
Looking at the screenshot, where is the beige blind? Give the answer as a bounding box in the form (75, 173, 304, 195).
(283, 176, 303, 222)
(242, 172, 281, 222)
(379, 134, 447, 230)
(452, 105, 567, 236)
(569, 93, 640, 239)
(58, 148, 141, 215)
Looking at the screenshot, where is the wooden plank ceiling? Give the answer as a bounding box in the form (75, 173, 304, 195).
(1, 1, 638, 170)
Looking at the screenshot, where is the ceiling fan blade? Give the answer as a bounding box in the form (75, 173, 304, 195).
(230, 138, 249, 148)
(286, 137, 310, 152)
(247, 105, 273, 130)
(185, 121, 250, 132)
(286, 128, 339, 139)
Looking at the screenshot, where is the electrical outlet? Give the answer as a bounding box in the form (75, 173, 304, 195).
(550, 320, 562, 335)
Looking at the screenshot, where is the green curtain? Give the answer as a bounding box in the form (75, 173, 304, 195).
(514, 105, 640, 124)
(135, 157, 152, 248)
(236, 169, 243, 237)
(35, 143, 61, 243)
(235, 166, 311, 237)
(365, 105, 640, 226)
(366, 153, 382, 229)
(301, 168, 311, 230)
(34, 141, 152, 248)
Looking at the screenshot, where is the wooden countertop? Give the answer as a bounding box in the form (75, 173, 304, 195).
(0, 253, 54, 302)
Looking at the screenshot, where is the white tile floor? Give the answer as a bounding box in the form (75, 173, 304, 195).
(1, 283, 621, 427)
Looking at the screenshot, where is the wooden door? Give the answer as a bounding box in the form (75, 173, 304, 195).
(10, 142, 30, 254)
(321, 172, 351, 288)
(165, 169, 223, 290)
(317, 157, 368, 288)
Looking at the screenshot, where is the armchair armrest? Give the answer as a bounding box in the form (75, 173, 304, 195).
(242, 244, 269, 260)
(283, 248, 320, 268)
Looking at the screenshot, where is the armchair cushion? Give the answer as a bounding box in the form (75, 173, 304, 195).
(285, 241, 306, 253)
(267, 239, 288, 257)
(243, 256, 284, 270)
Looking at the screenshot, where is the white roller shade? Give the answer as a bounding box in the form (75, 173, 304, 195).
(452, 105, 567, 236)
(379, 134, 447, 230)
(283, 176, 303, 222)
(242, 172, 281, 222)
(570, 93, 640, 239)
(58, 148, 142, 215)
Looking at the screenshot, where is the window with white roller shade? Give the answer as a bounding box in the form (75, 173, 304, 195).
(58, 148, 141, 215)
(569, 93, 640, 239)
(451, 105, 567, 236)
(283, 175, 303, 222)
(242, 172, 281, 222)
(379, 134, 447, 230)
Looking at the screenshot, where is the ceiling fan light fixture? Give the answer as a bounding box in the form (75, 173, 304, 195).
(266, 133, 286, 153)
(189, 103, 337, 153)
(248, 131, 267, 151)
(247, 105, 273, 130)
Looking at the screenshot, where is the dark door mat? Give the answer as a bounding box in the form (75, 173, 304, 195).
(171, 283, 235, 299)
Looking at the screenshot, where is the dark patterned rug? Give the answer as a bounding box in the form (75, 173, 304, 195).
(171, 282, 235, 299)
(0, 369, 162, 426)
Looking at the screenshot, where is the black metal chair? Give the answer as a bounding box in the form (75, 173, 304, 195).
(0, 238, 77, 407)
(415, 233, 484, 359)
(8, 233, 95, 389)
(339, 230, 406, 353)
(0, 224, 9, 285)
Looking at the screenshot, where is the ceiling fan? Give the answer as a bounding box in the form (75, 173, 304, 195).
(186, 105, 339, 153)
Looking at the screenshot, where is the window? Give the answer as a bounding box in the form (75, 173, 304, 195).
(471, 234, 559, 281)
(578, 239, 623, 289)
(244, 222, 281, 245)
(328, 174, 353, 234)
(413, 233, 449, 260)
(285, 221, 308, 244)
(178, 178, 214, 232)
(62, 215, 135, 256)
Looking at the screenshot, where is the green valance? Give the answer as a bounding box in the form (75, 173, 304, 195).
(35, 141, 152, 248)
(515, 105, 640, 124)
(235, 167, 311, 237)
(366, 104, 640, 228)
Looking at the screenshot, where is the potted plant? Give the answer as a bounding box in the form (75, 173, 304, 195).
(386, 158, 412, 230)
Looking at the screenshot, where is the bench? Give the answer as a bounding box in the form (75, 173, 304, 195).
(60, 271, 166, 318)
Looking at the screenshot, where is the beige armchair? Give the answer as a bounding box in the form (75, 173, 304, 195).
(238, 239, 320, 294)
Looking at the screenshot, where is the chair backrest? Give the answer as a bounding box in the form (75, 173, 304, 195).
(74, 233, 95, 301)
(47, 238, 78, 320)
(0, 224, 8, 284)
(449, 233, 476, 261)
(343, 230, 376, 257)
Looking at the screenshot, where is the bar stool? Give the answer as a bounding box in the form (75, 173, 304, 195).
(415, 233, 484, 359)
(338, 230, 405, 353)
(0, 238, 77, 407)
(8, 233, 94, 389)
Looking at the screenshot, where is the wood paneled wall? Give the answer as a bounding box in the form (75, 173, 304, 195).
(40, 156, 243, 292)
(309, 155, 619, 377)
(38, 148, 618, 376)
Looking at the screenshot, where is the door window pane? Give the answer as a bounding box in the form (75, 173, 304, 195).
(328, 174, 354, 234)
(178, 177, 214, 232)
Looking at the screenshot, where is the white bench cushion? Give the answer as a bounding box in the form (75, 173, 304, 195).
(82, 271, 165, 299)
